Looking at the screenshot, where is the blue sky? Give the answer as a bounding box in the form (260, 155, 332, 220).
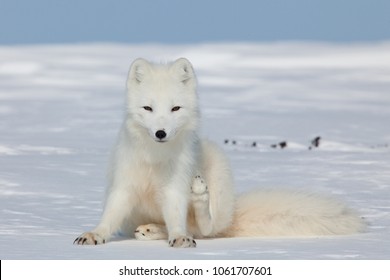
(1, 0, 389, 45)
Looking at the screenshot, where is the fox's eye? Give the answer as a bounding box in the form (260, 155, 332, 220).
(171, 106, 181, 112)
(143, 106, 153, 112)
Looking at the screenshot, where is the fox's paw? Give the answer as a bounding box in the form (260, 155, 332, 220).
(169, 236, 197, 248)
(135, 224, 168, 240)
(74, 232, 106, 245)
(191, 175, 209, 203)
(192, 175, 208, 194)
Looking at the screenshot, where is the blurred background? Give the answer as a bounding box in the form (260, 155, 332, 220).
(1, 0, 389, 45)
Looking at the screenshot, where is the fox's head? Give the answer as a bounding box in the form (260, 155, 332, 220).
(126, 58, 199, 143)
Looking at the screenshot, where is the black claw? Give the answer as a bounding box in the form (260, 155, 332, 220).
(94, 240, 97, 245)
(73, 238, 79, 244)
(170, 239, 176, 246)
(103, 239, 106, 244)
(82, 238, 87, 245)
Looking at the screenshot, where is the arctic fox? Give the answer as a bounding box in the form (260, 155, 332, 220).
(74, 58, 365, 248)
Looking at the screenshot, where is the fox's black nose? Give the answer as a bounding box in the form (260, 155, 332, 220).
(155, 130, 167, 140)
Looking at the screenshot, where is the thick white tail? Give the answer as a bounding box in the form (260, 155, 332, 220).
(222, 190, 366, 237)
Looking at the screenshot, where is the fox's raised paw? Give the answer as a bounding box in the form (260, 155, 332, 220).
(191, 175, 209, 204)
(192, 175, 208, 195)
(169, 236, 197, 248)
(74, 232, 106, 245)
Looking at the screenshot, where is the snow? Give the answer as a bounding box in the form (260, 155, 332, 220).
(0, 42, 389, 260)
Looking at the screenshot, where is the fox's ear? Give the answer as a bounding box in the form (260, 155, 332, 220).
(127, 58, 150, 86)
(170, 58, 196, 85)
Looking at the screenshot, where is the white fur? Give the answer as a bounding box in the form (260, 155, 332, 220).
(74, 58, 365, 248)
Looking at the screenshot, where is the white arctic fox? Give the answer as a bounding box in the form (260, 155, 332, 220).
(74, 58, 365, 248)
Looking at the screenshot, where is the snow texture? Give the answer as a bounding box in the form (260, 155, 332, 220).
(0, 42, 389, 259)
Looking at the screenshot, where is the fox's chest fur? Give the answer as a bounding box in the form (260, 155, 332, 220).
(122, 148, 193, 225)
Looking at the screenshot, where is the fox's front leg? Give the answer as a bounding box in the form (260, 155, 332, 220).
(162, 181, 197, 248)
(74, 189, 133, 245)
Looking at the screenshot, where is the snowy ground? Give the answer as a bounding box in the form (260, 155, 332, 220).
(0, 42, 389, 259)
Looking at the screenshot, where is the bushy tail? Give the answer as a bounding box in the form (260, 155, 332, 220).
(222, 190, 366, 237)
